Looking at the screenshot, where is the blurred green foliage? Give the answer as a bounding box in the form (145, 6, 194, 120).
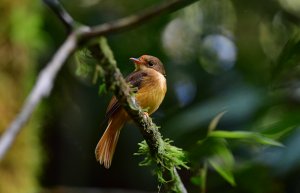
(0, 0, 46, 193)
(188, 113, 283, 190)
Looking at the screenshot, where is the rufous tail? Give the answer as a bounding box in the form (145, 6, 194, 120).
(95, 117, 124, 168)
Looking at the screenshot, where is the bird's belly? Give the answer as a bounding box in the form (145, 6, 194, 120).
(136, 83, 166, 115)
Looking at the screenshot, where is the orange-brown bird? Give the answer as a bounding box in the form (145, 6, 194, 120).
(95, 55, 167, 168)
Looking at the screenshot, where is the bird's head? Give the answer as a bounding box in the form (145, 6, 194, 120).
(130, 55, 166, 76)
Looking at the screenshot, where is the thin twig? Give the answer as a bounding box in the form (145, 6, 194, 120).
(81, 0, 197, 40)
(43, 0, 76, 32)
(174, 168, 188, 193)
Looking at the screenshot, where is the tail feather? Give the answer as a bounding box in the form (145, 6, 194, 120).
(95, 118, 124, 168)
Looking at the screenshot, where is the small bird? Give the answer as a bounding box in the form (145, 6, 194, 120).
(95, 55, 167, 168)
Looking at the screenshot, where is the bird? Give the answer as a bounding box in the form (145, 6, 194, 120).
(95, 55, 167, 168)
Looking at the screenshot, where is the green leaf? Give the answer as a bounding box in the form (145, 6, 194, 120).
(192, 138, 225, 160)
(262, 126, 294, 140)
(275, 32, 300, 75)
(207, 140, 236, 186)
(208, 111, 227, 133)
(272, 32, 300, 86)
(209, 130, 284, 147)
(98, 83, 107, 95)
(208, 159, 235, 186)
(192, 138, 236, 186)
(256, 108, 300, 140)
(75, 48, 98, 78)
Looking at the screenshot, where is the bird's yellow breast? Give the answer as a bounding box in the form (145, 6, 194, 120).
(135, 69, 167, 115)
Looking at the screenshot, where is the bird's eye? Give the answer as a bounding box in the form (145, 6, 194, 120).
(148, 61, 154, 67)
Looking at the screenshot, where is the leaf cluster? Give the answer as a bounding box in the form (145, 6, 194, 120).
(189, 112, 283, 189)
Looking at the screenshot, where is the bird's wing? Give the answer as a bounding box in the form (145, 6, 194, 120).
(104, 71, 148, 119)
(126, 71, 148, 90)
